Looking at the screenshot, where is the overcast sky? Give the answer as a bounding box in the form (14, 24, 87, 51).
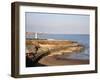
(25, 12, 90, 34)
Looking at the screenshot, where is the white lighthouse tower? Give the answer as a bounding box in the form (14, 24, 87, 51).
(35, 32, 38, 39)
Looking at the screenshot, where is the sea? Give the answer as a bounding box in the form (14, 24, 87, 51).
(26, 34, 89, 60)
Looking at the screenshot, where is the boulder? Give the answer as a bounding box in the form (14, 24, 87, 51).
(37, 47, 50, 54)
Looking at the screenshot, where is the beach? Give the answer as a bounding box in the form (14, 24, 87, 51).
(38, 55, 89, 66)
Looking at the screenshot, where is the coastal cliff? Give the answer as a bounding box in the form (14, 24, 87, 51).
(26, 40, 87, 66)
(26, 40, 84, 54)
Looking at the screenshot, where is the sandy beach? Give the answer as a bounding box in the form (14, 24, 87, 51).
(38, 55, 89, 66)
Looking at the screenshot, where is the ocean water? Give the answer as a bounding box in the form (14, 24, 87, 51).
(26, 34, 89, 60)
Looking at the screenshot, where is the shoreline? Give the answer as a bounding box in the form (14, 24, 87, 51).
(38, 55, 89, 66)
(26, 39, 88, 66)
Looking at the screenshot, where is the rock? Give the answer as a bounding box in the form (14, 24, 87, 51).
(26, 40, 85, 66)
(26, 44, 50, 63)
(37, 47, 50, 54)
(26, 45, 37, 53)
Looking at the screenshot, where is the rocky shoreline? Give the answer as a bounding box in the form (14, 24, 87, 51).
(26, 39, 86, 67)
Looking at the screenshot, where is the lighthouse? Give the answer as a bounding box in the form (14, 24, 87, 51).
(35, 32, 38, 39)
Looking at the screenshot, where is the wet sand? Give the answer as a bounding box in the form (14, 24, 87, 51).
(38, 55, 89, 66)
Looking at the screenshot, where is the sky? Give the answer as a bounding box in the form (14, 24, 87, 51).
(25, 12, 90, 34)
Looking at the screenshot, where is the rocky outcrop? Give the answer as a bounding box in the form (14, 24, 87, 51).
(26, 40, 85, 66)
(26, 41, 50, 67)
